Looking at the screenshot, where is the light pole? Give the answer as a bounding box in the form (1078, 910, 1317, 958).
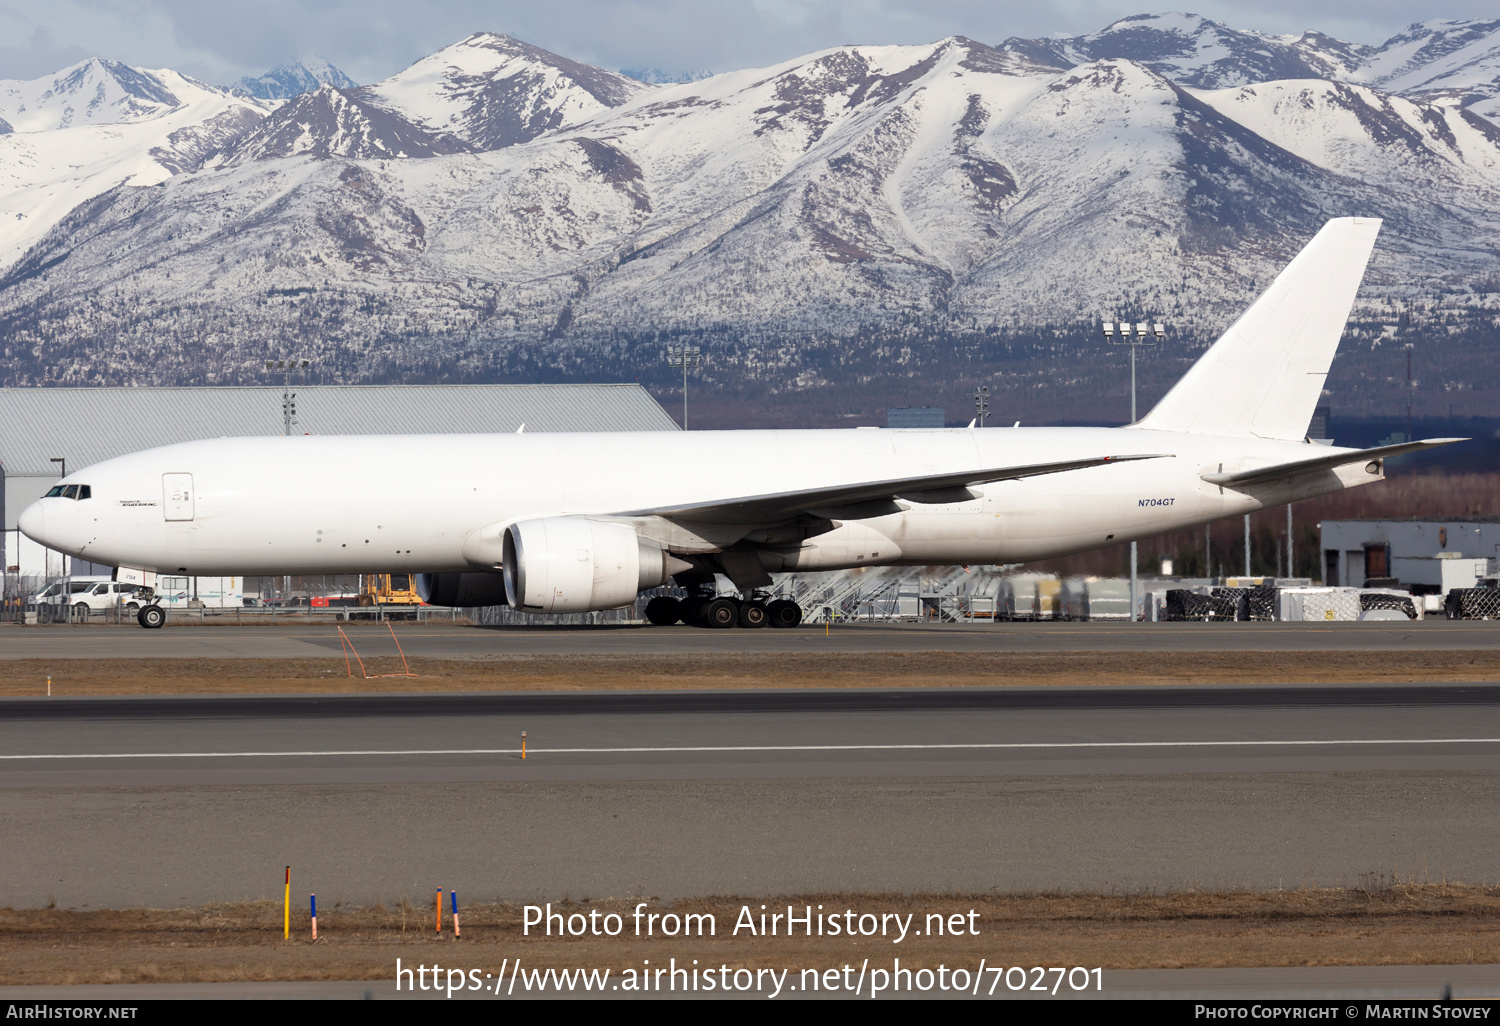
(1103, 320, 1164, 621)
(1404, 342, 1414, 443)
(48, 457, 66, 582)
(265, 359, 310, 436)
(974, 386, 990, 427)
(664, 346, 701, 429)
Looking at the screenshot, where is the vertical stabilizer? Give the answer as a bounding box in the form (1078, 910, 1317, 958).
(1133, 218, 1381, 440)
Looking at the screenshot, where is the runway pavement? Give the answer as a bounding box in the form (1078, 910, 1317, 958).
(2, 618, 1498, 659)
(2, 684, 1498, 907)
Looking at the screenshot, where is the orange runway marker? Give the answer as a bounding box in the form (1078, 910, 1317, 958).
(337, 624, 418, 679)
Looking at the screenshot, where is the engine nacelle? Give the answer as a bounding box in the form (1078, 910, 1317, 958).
(502, 517, 686, 613)
(415, 572, 508, 608)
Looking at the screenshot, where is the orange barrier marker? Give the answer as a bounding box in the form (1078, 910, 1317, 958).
(337, 624, 418, 679)
(436, 889, 442, 933)
(451, 890, 460, 938)
(521, 731, 527, 760)
(46, 675, 51, 697)
(283, 867, 290, 940)
(311, 893, 317, 940)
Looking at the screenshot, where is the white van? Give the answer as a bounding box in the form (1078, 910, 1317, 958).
(153, 576, 244, 610)
(30, 577, 144, 615)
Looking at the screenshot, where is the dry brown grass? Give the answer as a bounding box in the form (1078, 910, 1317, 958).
(4, 886, 1497, 985)
(2, 650, 1499, 697)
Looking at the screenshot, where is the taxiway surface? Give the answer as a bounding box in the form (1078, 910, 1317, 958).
(1, 618, 1498, 660)
(2, 684, 1498, 907)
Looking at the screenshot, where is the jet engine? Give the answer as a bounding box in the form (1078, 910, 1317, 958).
(415, 572, 508, 608)
(502, 517, 689, 613)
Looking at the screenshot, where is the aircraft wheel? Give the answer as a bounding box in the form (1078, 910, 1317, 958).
(738, 602, 768, 629)
(137, 604, 166, 629)
(767, 600, 802, 628)
(704, 598, 739, 629)
(644, 596, 682, 626)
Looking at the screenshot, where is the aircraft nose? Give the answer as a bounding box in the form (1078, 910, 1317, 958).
(18, 501, 45, 544)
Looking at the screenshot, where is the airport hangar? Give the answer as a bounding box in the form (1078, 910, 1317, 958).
(0, 384, 679, 580)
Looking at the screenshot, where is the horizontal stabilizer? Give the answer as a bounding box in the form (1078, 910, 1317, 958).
(1200, 438, 1465, 489)
(621, 453, 1170, 523)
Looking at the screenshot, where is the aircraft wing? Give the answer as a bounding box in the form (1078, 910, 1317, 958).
(619, 453, 1170, 524)
(1200, 438, 1466, 489)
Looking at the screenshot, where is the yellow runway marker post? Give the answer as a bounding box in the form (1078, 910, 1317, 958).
(283, 866, 290, 940)
(521, 731, 527, 760)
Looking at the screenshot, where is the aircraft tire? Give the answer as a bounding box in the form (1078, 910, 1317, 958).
(738, 602, 768, 629)
(137, 604, 166, 629)
(644, 596, 682, 626)
(767, 600, 802, 628)
(704, 598, 739, 629)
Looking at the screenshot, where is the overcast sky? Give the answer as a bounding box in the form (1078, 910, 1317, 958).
(0, 1, 1492, 85)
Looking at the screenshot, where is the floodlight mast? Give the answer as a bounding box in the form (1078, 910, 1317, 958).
(664, 346, 702, 429)
(265, 359, 311, 436)
(974, 386, 990, 427)
(1103, 318, 1166, 621)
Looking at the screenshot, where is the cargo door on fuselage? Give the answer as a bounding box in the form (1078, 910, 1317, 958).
(162, 473, 195, 522)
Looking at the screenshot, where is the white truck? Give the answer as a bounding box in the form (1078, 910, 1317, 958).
(152, 576, 244, 611)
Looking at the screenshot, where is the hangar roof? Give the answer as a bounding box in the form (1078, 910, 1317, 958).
(0, 384, 678, 478)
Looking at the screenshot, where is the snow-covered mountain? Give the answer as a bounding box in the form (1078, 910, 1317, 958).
(0, 58, 188, 131)
(232, 56, 356, 100)
(0, 23, 1496, 420)
(0, 60, 267, 267)
(226, 85, 469, 161)
(1356, 19, 1500, 118)
(354, 33, 650, 150)
(1000, 13, 1367, 88)
(1003, 14, 1500, 116)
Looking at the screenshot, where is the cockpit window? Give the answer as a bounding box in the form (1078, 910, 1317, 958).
(77, 485, 91, 499)
(45, 486, 64, 497)
(45, 484, 91, 500)
(62, 485, 78, 499)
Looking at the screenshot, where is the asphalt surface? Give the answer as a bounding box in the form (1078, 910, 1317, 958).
(0, 964, 1493, 999)
(2, 618, 1498, 659)
(2, 684, 1498, 907)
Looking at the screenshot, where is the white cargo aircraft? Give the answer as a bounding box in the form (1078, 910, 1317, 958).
(20, 218, 1459, 629)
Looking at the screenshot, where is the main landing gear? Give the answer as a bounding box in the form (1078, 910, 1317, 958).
(644, 595, 803, 629)
(136, 604, 167, 629)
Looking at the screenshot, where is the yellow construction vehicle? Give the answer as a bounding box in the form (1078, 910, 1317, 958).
(357, 573, 423, 606)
